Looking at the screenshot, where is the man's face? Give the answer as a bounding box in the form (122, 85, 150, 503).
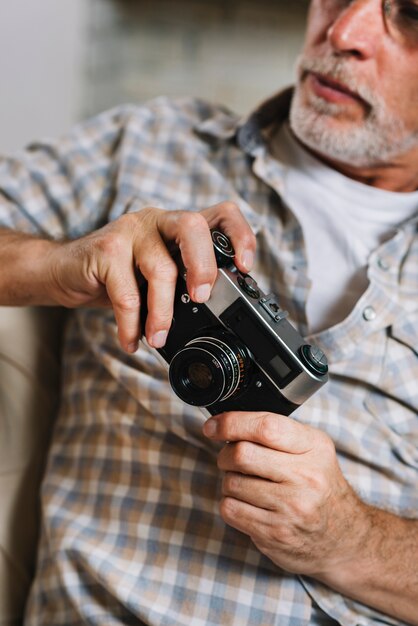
(289, 0, 418, 167)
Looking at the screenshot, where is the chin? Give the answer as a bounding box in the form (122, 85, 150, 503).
(289, 87, 412, 168)
(289, 102, 363, 164)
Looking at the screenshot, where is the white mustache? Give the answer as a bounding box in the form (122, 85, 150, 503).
(298, 55, 376, 109)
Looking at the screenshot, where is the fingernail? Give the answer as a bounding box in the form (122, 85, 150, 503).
(127, 342, 139, 353)
(194, 283, 211, 303)
(203, 418, 217, 438)
(242, 250, 254, 272)
(150, 330, 168, 348)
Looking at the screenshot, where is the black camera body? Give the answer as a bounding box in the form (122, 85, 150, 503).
(141, 230, 328, 416)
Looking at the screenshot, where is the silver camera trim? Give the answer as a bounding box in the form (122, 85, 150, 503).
(206, 267, 327, 406)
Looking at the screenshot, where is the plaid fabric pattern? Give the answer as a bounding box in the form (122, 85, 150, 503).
(0, 91, 417, 626)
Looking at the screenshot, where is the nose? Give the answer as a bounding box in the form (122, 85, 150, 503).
(327, 0, 383, 59)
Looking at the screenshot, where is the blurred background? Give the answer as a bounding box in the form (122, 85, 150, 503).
(0, 0, 309, 153)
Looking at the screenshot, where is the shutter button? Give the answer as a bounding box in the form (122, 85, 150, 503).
(237, 274, 260, 299)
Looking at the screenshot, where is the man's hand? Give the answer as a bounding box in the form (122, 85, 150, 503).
(202, 410, 370, 577)
(202, 411, 418, 624)
(40, 201, 255, 352)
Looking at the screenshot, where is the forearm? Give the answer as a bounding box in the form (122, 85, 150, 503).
(319, 504, 418, 625)
(0, 227, 60, 306)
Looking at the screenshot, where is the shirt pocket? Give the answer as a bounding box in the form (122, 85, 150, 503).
(364, 311, 418, 461)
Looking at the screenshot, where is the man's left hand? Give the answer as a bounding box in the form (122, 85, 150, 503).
(202, 411, 371, 578)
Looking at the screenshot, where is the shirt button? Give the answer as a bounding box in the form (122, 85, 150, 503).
(363, 306, 376, 322)
(377, 256, 390, 271)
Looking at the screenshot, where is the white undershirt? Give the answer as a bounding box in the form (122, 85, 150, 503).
(270, 123, 418, 333)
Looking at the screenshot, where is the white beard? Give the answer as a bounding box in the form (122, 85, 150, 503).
(289, 55, 418, 167)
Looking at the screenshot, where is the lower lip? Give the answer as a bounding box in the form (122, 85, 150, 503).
(308, 73, 361, 105)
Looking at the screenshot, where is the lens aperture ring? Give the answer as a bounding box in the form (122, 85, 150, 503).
(187, 336, 241, 402)
(168, 332, 250, 407)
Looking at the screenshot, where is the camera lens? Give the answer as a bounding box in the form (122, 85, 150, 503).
(187, 362, 213, 390)
(168, 331, 251, 407)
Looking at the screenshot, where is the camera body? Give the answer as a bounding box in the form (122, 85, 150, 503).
(141, 230, 328, 416)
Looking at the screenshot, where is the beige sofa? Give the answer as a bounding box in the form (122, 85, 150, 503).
(0, 307, 65, 626)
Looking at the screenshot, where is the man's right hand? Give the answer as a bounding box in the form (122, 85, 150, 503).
(46, 201, 256, 352)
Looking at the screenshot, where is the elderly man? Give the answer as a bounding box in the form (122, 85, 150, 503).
(1, 0, 417, 624)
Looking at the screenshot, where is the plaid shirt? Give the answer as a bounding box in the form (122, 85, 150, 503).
(0, 90, 417, 626)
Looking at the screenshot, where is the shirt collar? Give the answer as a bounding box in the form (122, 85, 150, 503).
(195, 87, 294, 156)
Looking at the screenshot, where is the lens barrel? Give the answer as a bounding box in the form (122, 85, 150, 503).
(168, 332, 251, 407)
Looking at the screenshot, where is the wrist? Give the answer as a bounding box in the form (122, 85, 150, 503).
(11, 235, 64, 306)
(39, 238, 67, 305)
(315, 507, 418, 624)
(317, 501, 395, 593)
(316, 491, 375, 587)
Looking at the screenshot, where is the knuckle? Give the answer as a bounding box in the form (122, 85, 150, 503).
(155, 259, 178, 281)
(221, 200, 240, 215)
(223, 472, 239, 494)
(133, 205, 155, 218)
(117, 212, 136, 227)
(293, 499, 321, 530)
(256, 413, 279, 443)
(114, 211, 144, 235)
(308, 468, 330, 496)
(177, 211, 208, 232)
(232, 441, 254, 469)
(221, 412, 236, 437)
(219, 497, 237, 523)
(317, 430, 336, 457)
(97, 232, 126, 258)
(114, 291, 141, 312)
(129, 205, 160, 223)
(121, 206, 163, 239)
(303, 473, 324, 500)
(141, 255, 178, 282)
(267, 522, 293, 547)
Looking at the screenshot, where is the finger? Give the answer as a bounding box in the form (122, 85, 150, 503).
(200, 201, 257, 273)
(203, 411, 315, 454)
(222, 472, 282, 511)
(220, 496, 271, 538)
(217, 441, 293, 483)
(134, 231, 178, 348)
(157, 210, 217, 303)
(104, 257, 142, 353)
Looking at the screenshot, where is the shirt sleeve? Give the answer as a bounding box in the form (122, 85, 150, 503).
(0, 104, 143, 240)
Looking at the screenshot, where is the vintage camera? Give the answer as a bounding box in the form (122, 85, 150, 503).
(140, 230, 328, 416)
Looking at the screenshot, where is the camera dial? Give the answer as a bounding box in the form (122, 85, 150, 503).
(300, 344, 328, 375)
(168, 329, 252, 407)
(211, 230, 235, 267)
